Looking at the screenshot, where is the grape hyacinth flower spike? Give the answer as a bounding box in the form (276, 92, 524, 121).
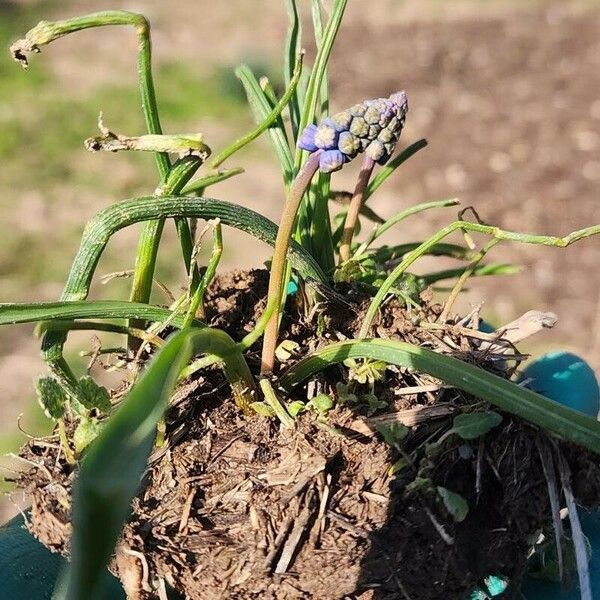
(297, 90, 408, 174)
(260, 91, 408, 375)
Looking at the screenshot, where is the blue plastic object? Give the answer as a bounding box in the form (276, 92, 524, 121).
(0, 513, 125, 599)
(518, 351, 600, 418)
(478, 319, 496, 334)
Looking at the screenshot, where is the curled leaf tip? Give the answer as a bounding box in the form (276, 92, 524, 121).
(297, 90, 408, 173)
(9, 39, 36, 68)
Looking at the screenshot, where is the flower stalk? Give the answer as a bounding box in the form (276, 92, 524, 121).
(260, 150, 323, 374)
(338, 155, 376, 262)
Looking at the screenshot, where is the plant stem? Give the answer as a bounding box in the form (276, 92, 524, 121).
(129, 157, 202, 350)
(184, 220, 223, 326)
(359, 219, 600, 338)
(339, 156, 376, 263)
(178, 295, 279, 381)
(354, 198, 460, 258)
(259, 379, 295, 428)
(438, 239, 500, 323)
(261, 151, 322, 374)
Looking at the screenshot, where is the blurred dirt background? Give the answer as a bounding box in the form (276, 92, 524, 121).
(0, 0, 599, 518)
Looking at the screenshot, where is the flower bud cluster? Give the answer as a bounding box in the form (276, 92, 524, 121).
(298, 91, 408, 173)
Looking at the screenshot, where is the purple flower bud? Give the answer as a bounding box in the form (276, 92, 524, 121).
(319, 149, 345, 173)
(314, 120, 339, 150)
(297, 123, 318, 152)
(389, 90, 408, 114)
(295, 90, 408, 172)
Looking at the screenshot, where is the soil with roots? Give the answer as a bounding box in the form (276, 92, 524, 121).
(15, 270, 600, 599)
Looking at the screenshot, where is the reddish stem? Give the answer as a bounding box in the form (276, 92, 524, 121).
(260, 150, 323, 374)
(339, 155, 376, 263)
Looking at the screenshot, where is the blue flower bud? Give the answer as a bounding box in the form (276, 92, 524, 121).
(297, 123, 318, 152)
(319, 149, 345, 173)
(314, 120, 339, 150)
(297, 90, 408, 172)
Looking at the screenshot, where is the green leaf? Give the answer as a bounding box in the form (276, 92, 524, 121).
(279, 338, 600, 455)
(236, 65, 294, 185)
(364, 139, 428, 201)
(73, 417, 103, 453)
(62, 331, 191, 600)
(249, 402, 276, 417)
(363, 394, 388, 416)
(35, 377, 66, 420)
(420, 263, 521, 286)
(449, 412, 503, 440)
(437, 486, 469, 522)
(294, 0, 348, 168)
(77, 376, 111, 414)
(308, 393, 334, 414)
(275, 339, 300, 362)
(287, 400, 306, 417)
(283, 0, 302, 137)
(58, 195, 327, 306)
(211, 52, 303, 169)
(376, 421, 409, 448)
(182, 167, 244, 195)
(405, 476, 435, 496)
(0, 300, 202, 328)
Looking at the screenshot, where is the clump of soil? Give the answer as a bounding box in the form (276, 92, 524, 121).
(15, 270, 600, 599)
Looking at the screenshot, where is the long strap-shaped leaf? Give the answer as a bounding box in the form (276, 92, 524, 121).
(0, 300, 202, 328)
(279, 339, 600, 454)
(61, 195, 325, 303)
(38, 195, 326, 395)
(59, 328, 247, 600)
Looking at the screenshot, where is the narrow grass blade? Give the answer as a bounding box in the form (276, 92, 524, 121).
(211, 53, 303, 169)
(182, 167, 244, 195)
(372, 242, 473, 262)
(420, 263, 521, 285)
(59, 195, 326, 306)
(364, 139, 428, 201)
(360, 220, 600, 338)
(283, 0, 302, 137)
(0, 301, 202, 328)
(237, 64, 294, 185)
(60, 333, 190, 600)
(279, 339, 600, 454)
(355, 198, 460, 257)
(294, 0, 347, 169)
(294, 0, 346, 260)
